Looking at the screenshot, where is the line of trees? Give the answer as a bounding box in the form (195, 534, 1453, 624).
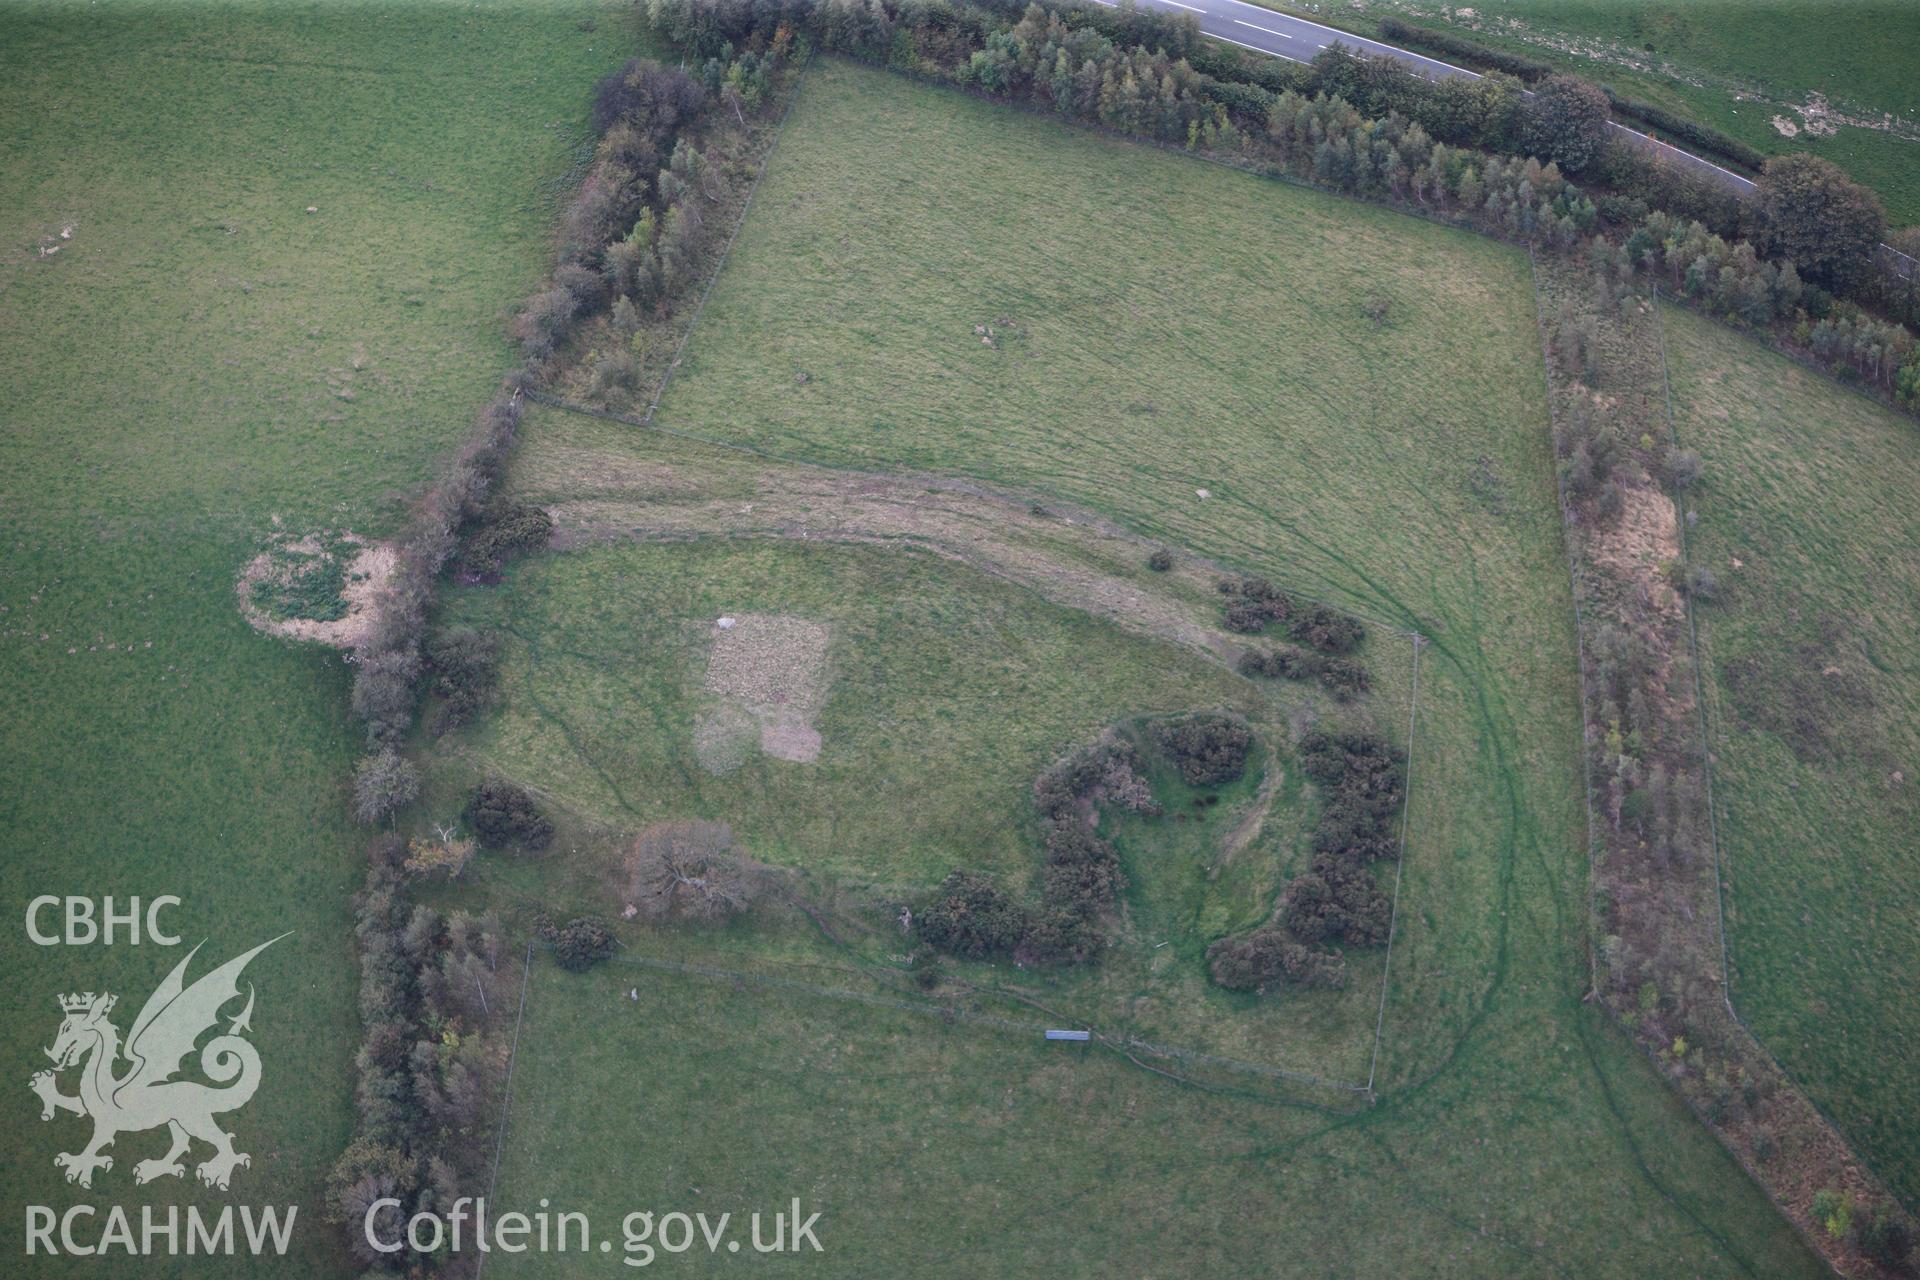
(347, 383, 525, 826)
(636, 0, 1920, 413)
(1536, 254, 1919, 1280)
(329, 35, 808, 1269)
(328, 838, 511, 1275)
(1262, 88, 1599, 248)
(1617, 210, 1917, 397)
(1376, 16, 1769, 173)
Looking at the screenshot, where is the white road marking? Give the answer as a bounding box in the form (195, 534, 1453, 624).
(1605, 120, 1757, 189)
(1215, 0, 1481, 79)
(1207, 32, 1303, 62)
(1172, 0, 1836, 218)
(1232, 18, 1294, 38)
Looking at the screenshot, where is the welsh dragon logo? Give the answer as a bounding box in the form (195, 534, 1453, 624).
(30, 936, 283, 1191)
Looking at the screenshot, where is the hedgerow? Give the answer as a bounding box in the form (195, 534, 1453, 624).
(635, 0, 1919, 411)
(327, 838, 511, 1274)
(331, 36, 806, 1269)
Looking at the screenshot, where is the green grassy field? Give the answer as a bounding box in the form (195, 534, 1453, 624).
(1264, 0, 1920, 223)
(0, 1, 637, 1269)
(484, 948, 1824, 1276)
(455, 58, 1828, 1274)
(1662, 303, 1920, 1204)
(420, 401, 1422, 1082)
(435, 536, 1262, 887)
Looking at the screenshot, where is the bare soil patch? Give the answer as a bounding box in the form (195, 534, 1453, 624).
(545, 458, 1256, 674)
(1592, 483, 1683, 626)
(235, 532, 395, 649)
(701, 613, 831, 764)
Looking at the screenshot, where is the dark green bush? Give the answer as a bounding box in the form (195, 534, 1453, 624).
(459, 500, 553, 573)
(553, 916, 618, 972)
(425, 626, 499, 735)
(1238, 645, 1319, 681)
(1016, 901, 1102, 966)
(1282, 866, 1392, 946)
(351, 649, 421, 747)
(1855, 1204, 1913, 1270)
(1317, 657, 1372, 699)
(466, 779, 554, 852)
(1153, 713, 1254, 787)
(1206, 928, 1346, 991)
(916, 869, 1028, 959)
(1286, 604, 1366, 654)
(1223, 599, 1273, 634)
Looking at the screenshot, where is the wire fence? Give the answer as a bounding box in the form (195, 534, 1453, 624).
(590, 948, 1377, 1099)
(473, 941, 537, 1280)
(1523, 246, 1608, 992)
(475, 625, 1427, 1110)
(1365, 628, 1423, 1094)
(1649, 289, 1912, 1214)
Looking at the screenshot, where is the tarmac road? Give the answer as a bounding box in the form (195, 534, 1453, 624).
(1103, 0, 1761, 193)
(1103, 0, 1918, 277)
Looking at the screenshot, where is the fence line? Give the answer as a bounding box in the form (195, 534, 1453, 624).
(598, 948, 1374, 1098)
(1650, 289, 1912, 1213)
(1524, 246, 1608, 992)
(473, 941, 536, 1280)
(1365, 629, 1423, 1094)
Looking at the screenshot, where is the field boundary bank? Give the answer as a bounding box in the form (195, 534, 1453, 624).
(1650, 291, 1916, 1217)
(1528, 250, 1909, 1273)
(1364, 630, 1423, 1093)
(451, 860, 1384, 1113)
(523, 387, 1412, 640)
(1523, 244, 1609, 992)
(1525, 244, 1822, 1267)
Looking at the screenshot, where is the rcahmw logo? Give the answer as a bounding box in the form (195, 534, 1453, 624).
(23, 928, 301, 1259)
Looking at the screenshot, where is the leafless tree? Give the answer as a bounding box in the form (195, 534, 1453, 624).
(626, 820, 766, 923)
